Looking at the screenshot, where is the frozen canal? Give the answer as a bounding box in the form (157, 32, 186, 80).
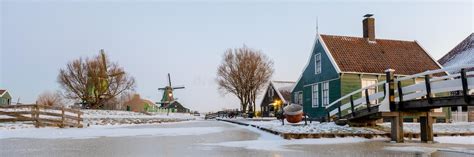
(1, 120, 473, 157)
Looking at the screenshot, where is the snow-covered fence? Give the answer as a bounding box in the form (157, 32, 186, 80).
(0, 104, 83, 128)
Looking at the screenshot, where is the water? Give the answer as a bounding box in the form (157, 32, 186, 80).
(0, 121, 472, 157)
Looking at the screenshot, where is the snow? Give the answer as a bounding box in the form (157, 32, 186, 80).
(0, 109, 197, 130)
(441, 33, 474, 69)
(378, 122, 474, 134)
(204, 122, 386, 151)
(272, 81, 295, 93)
(434, 136, 474, 145)
(237, 119, 386, 134)
(79, 109, 195, 126)
(385, 143, 474, 155)
(0, 123, 223, 139)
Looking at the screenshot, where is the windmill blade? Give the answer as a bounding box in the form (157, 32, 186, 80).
(172, 86, 185, 89)
(168, 73, 172, 87)
(158, 88, 166, 90)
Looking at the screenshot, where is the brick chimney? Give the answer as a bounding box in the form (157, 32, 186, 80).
(363, 14, 375, 41)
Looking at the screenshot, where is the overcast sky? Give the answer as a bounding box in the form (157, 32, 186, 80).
(1, 0, 472, 112)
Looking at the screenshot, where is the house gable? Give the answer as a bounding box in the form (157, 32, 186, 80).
(291, 35, 341, 118)
(292, 36, 340, 94)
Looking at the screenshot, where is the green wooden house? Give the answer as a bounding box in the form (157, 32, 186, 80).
(0, 90, 12, 106)
(291, 15, 444, 119)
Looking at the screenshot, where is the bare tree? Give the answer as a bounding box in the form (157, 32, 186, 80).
(36, 91, 65, 107)
(217, 45, 274, 113)
(58, 49, 136, 109)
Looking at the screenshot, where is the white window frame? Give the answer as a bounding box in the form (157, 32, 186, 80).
(314, 53, 322, 74)
(298, 91, 303, 105)
(312, 84, 319, 108)
(322, 82, 329, 107)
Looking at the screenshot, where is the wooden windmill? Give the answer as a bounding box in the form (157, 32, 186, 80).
(157, 73, 185, 109)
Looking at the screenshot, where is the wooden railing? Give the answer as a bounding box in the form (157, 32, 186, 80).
(0, 104, 83, 128)
(325, 64, 474, 121)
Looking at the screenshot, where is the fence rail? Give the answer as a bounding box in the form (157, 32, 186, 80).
(0, 104, 83, 128)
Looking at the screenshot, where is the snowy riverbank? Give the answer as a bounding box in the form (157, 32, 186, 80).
(0, 109, 197, 130)
(222, 118, 385, 134)
(82, 109, 197, 126)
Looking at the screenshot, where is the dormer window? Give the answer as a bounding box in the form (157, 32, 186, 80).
(315, 53, 321, 74)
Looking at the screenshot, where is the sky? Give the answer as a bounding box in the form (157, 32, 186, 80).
(1, 0, 473, 112)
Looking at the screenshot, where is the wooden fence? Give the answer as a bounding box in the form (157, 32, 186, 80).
(0, 104, 83, 128)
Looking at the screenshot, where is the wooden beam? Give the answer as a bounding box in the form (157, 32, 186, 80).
(391, 112, 404, 143)
(424, 75, 433, 104)
(401, 96, 474, 110)
(350, 95, 355, 117)
(420, 112, 434, 143)
(397, 81, 404, 103)
(365, 89, 371, 112)
(461, 68, 471, 105)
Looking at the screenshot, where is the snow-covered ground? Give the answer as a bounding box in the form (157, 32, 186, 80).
(378, 122, 474, 133)
(205, 122, 387, 151)
(0, 122, 222, 139)
(0, 109, 197, 130)
(231, 119, 386, 134)
(82, 109, 196, 126)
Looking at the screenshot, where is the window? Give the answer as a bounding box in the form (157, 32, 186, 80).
(361, 79, 378, 104)
(314, 53, 321, 74)
(298, 92, 303, 105)
(312, 84, 319, 108)
(294, 92, 298, 103)
(322, 82, 329, 107)
(268, 87, 274, 98)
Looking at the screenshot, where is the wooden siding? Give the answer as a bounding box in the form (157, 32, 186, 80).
(292, 39, 340, 118)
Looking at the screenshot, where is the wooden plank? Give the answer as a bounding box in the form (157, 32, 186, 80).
(36, 111, 83, 121)
(0, 104, 36, 109)
(401, 96, 474, 110)
(0, 118, 35, 122)
(37, 105, 82, 114)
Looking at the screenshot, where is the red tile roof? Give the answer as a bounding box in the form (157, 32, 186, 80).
(0, 90, 5, 95)
(320, 34, 441, 75)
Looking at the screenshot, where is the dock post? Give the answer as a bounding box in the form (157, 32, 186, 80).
(420, 111, 434, 143)
(385, 69, 396, 111)
(391, 112, 404, 143)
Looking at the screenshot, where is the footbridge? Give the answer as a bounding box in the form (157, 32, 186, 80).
(325, 65, 474, 143)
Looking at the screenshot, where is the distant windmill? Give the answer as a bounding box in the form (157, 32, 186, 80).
(157, 73, 185, 110)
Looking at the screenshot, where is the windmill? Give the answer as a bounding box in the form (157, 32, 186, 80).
(157, 73, 185, 111)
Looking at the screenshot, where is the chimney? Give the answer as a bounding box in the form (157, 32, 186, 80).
(363, 14, 375, 41)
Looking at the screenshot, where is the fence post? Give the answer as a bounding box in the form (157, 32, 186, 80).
(397, 81, 404, 103)
(30, 106, 35, 122)
(61, 107, 65, 128)
(350, 95, 355, 117)
(77, 112, 82, 128)
(425, 74, 433, 104)
(461, 68, 470, 104)
(385, 69, 396, 111)
(34, 105, 39, 128)
(337, 106, 342, 119)
(365, 89, 371, 112)
(327, 111, 331, 122)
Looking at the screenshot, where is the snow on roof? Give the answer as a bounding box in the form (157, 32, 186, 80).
(439, 33, 474, 69)
(0, 90, 7, 97)
(270, 81, 295, 104)
(271, 81, 295, 92)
